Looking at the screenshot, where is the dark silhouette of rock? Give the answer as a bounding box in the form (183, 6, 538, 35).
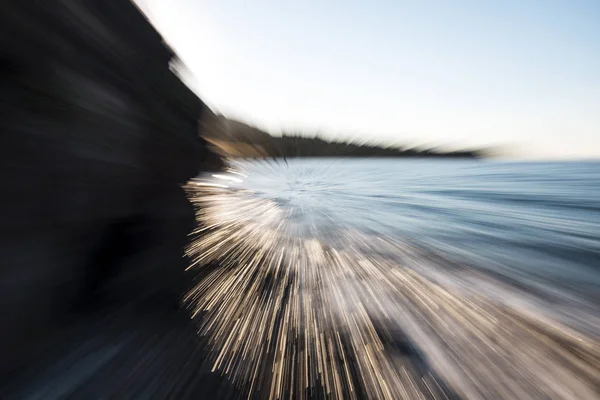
(0, 0, 217, 379)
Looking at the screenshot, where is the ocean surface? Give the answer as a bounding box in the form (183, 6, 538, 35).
(186, 159, 600, 399)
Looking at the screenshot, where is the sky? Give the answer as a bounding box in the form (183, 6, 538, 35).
(136, 0, 600, 158)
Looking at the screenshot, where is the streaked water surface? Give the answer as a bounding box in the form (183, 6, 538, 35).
(186, 159, 600, 399)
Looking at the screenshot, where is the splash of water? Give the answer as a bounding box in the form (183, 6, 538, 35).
(183, 167, 600, 399)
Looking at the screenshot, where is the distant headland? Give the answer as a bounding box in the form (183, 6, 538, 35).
(200, 114, 484, 159)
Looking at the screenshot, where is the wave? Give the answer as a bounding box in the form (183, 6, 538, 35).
(184, 176, 600, 399)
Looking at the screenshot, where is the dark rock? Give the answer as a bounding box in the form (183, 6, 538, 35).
(0, 0, 216, 374)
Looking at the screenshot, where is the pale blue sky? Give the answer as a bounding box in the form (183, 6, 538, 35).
(137, 0, 600, 158)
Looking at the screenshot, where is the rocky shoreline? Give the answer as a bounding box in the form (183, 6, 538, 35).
(0, 0, 218, 387)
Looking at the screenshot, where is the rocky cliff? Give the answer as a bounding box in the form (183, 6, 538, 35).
(0, 0, 215, 373)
